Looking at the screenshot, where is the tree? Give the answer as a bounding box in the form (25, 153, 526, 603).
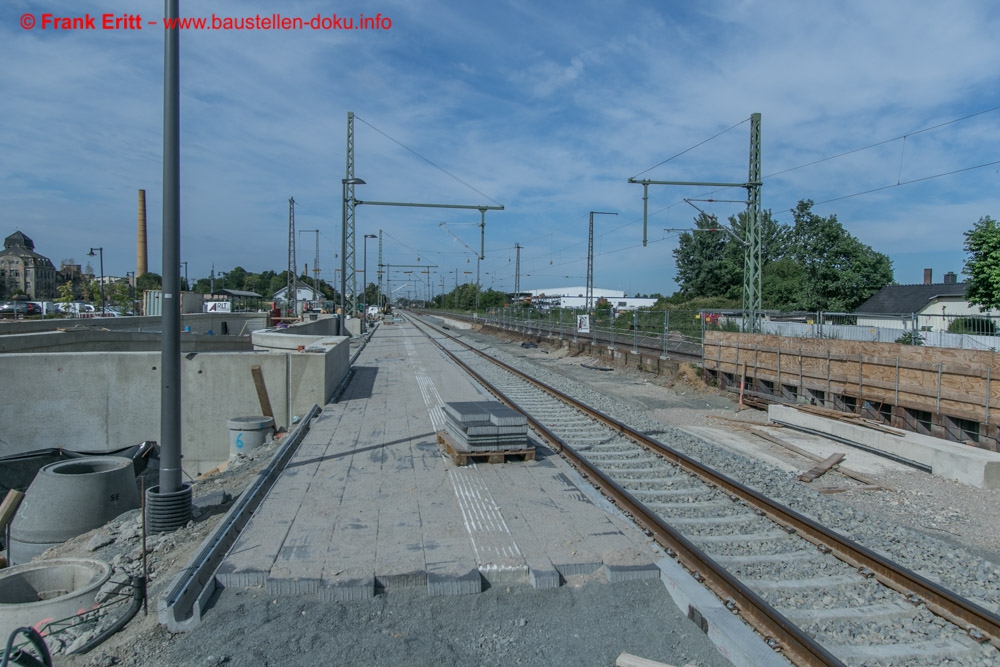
(962, 216, 1000, 312)
(786, 201, 893, 312)
(136, 272, 162, 292)
(673, 209, 788, 301)
(57, 281, 75, 305)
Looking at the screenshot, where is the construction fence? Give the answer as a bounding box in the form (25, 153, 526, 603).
(702, 331, 1000, 452)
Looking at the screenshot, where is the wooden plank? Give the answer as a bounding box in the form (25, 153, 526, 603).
(0, 490, 25, 533)
(250, 364, 275, 423)
(615, 652, 688, 667)
(798, 453, 845, 482)
(746, 427, 888, 489)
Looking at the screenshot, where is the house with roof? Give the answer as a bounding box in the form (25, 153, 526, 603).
(0, 231, 58, 299)
(853, 270, 1000, 332)
(271, 282, 324, 306)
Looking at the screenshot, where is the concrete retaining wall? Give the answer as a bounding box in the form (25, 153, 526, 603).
(769, 404, 1000, 489)
(0, 330, 252, 354)
(0, 340, 349, 476)
(0, 312, 267, 338)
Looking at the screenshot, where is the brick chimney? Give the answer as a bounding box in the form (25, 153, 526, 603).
(944, 271, 957, 285)
(923, 268, 932, 285)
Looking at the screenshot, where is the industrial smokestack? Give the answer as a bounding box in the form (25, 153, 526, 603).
(137, 189, 148, 278)
(923, 268, 932, 285)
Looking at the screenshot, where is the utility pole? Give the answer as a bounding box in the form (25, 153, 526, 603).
(287, 197, 297, 318)
(587, 211, 618, 311)
(514, 243, 521, 298)
(345, 112, 358, 318)
(745, 113, 762, 331)
(628, 113, 762, 331)
(377, 230, 383, 312)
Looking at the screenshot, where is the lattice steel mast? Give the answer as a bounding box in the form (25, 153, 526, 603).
(345, 112, 358, 318)
(286, 197, 296, 318)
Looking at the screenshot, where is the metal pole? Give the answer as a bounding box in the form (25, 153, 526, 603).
(160, 0, 182, 495)
(633, 311, 639, 353)
(98, 250, 105, 314)
(340, 183, 347, 335)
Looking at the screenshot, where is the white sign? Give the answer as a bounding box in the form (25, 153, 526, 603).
(204, 301, 232, 313)
(577, 314, 590, 333)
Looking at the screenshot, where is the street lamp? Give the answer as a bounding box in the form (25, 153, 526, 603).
(87, 247, 105, 314)
(126, 271, 135, 315)
(341, 177, 366, 336)
(363, 234, 377, 328)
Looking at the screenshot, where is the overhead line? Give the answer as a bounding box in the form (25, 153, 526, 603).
(812, 159, 1000, 207)
(354, 114, 502, 206)
(630, 117, 750, 180)
(765, 103, 1000, 180)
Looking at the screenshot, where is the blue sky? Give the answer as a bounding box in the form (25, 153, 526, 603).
(3, 0, 1000, 299)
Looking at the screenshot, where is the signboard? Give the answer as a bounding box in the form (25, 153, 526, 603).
(577, 314, 590, 333)
(204, 301, 232, 313)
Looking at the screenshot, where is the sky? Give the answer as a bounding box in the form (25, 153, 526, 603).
(3, 0, 1000, 301)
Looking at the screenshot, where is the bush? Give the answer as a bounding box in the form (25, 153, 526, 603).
(947, 317, 998, 336)
(895, 330, 924, 346)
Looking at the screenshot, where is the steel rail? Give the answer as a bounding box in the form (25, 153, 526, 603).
(410, 314, 1000, 659)
(407, 316, 841, 666)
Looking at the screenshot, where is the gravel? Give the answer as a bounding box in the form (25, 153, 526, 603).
(25, 321, 1000, 665)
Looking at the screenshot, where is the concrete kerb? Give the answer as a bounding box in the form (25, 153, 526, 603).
(158, 404, 322, 633)
(768, 404, 1000, 489)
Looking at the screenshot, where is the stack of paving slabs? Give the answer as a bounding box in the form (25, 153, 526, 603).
(443, 401, 529, 452)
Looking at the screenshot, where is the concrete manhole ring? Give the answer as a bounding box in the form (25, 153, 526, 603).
(0, 558, 111, 641)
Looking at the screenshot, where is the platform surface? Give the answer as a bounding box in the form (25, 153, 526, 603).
(217, 320, 658, 599)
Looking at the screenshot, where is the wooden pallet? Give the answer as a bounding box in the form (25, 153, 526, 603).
(436, 431, 535, 466)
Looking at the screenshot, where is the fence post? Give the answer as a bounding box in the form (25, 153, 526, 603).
(632, 311, 639, 353)
(661, 310, 669, 359)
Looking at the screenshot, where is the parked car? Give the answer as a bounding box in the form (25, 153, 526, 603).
(0, 301, 41, 317)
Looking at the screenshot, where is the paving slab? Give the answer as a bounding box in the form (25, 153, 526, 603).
(218, 320, 667, 599)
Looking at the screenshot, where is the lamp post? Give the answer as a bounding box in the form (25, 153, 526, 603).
(341, 177, 366, 336)
(87, 247, 105, 314)
(179, 261, 188, 291)
(362, 234, 376, 329)
(126, 271, 135, 315)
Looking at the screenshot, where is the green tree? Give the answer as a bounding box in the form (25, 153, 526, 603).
(786, 201, 893, 312)
(962, 216, 1000, 311)
(136, 272, 162, 291)
(673, 209, 788, 301)
(57, 281, 75, 306)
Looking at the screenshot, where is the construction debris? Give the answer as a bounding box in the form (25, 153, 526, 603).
(797, 453, 845, 482)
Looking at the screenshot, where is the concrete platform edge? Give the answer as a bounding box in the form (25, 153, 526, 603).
(656, 556, 791, 667)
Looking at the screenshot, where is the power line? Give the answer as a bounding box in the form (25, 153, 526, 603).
(812, 159, 1000, 207)
(354, 114, 502, 206)
(630, 117, 750, 179)
(765, 103, 1000, 180)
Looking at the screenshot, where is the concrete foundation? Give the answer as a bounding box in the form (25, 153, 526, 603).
(769, 404, 1000, 489)
(0, 559, 111, 642)
(0, 339, 350, 477)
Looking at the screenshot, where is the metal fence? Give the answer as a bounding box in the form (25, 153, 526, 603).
(458, 307, 1000, 357)
(711, 312, 1000, 351)
(473, 308, 706, 358)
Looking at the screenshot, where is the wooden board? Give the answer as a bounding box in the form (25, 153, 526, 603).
(436, 431, 535, 467)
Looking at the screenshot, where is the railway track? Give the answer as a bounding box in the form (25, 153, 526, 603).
(404, 313, 1000, 667)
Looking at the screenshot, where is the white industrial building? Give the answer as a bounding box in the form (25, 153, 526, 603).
(525, 287, 657, 311)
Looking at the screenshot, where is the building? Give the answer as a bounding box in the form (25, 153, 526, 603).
(853, 270, 1000, 332)
(272, 282, 324, 305)
(0, 231, 58, 299)
(525, 287, 658, 312)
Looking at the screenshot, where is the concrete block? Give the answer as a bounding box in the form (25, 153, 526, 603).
(375, 571, 427, 591)
(657, 556, 790, 667)
(527, 558, 561, 589)
(427, 569, 482, 597)
(604, 562, 662, 583)
(769, 404, 1000, 489)
(214, 564, 267, 589)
